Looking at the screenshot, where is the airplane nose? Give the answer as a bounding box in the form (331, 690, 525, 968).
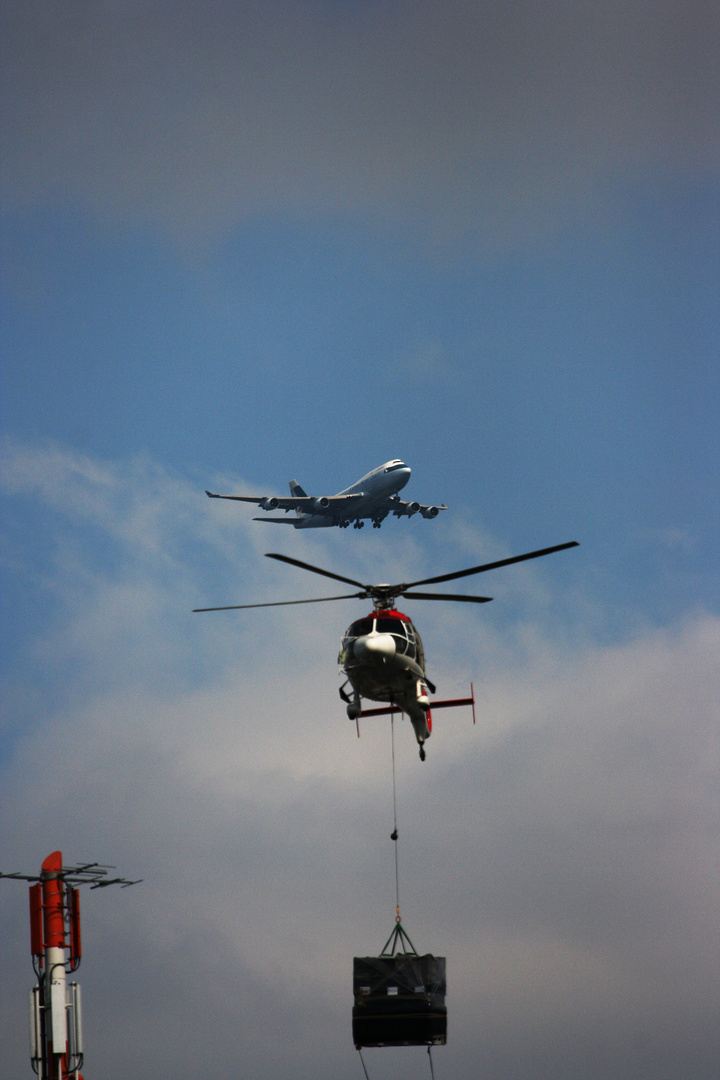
(354, 634, 396, 660)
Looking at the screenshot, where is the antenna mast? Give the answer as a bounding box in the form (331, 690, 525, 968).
(1, 850, 141, 1079)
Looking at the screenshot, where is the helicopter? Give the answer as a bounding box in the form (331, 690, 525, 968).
(193, 541, 579, 760)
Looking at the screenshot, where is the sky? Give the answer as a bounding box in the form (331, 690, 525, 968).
(1, 2, 718, 1077)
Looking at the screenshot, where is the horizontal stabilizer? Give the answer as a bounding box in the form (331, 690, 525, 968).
(426, 695, 475, 711)
(360, 685, 475, 723)
(359, 699, 471, 717)
(358, 705, 402, 717)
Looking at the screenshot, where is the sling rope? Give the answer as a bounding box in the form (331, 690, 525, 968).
(356, 1045, 438, 1079)
(357, 1047, 371, 1079)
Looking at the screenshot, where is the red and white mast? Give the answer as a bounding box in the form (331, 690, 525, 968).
(2, 850, 140, 1079)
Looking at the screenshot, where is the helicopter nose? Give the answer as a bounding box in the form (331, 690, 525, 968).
(354, 634, 396, 660)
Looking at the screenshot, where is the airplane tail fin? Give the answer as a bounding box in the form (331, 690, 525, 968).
(288, 479, 308, 519)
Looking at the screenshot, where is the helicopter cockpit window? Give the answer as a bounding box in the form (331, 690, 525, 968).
(347, 619, 373, 638)
(375, 617, 416, 659)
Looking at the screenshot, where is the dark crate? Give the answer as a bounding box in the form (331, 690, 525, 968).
(352, 954, 447, 1048)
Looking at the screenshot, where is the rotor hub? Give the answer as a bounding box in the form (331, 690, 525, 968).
(368, 585, 403, 610)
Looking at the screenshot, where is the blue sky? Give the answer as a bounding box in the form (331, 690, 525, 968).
(1, 3, 719, 1078)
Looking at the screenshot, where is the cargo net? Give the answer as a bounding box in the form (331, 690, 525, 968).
(353, 928, 446, 1073)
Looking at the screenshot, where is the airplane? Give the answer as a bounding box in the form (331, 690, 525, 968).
(204, 459, 447, 529)
(193, 541, 579, 760)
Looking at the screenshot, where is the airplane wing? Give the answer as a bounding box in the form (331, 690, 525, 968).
(205, 490, 363, 515)
(389, 498, 448, 520)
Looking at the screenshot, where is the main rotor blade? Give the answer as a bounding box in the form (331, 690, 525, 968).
(405, 541, 579, 589)
(193, 593, 362, 612)
(400, 591, 493, 603)
(265, 552, 367, 589)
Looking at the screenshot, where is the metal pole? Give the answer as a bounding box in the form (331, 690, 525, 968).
(41, 852, 67, 1079)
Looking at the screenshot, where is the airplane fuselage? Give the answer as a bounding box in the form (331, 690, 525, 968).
(291, 460, 411, 528)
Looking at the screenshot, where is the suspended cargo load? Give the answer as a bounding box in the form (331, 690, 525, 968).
(352, 952, 447, 1048)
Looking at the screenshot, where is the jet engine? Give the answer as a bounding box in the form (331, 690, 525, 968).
(421, 505, 439, 519)
(259, 497, 279, 511)
(312, 497, 331, 511)
(406, 501, 421, 516)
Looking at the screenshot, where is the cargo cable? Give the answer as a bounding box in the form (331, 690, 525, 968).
(390, 712, 401, 922)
